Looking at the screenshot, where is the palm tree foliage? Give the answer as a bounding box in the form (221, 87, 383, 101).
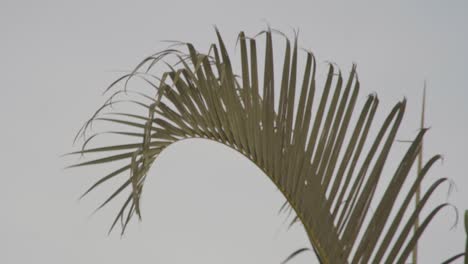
(69, 28, 453, 263)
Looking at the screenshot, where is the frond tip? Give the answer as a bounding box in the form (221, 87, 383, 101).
(69, 28, 450, 263)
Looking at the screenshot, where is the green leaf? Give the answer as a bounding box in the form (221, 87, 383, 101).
(69, 29, 451, 264)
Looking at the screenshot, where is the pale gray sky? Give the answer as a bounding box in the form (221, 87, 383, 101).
(1, 0, 467, 263)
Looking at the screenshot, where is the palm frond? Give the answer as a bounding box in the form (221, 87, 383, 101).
(69, 28, 450, 263)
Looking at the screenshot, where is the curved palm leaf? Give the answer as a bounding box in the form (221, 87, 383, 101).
(69, 29, 450, 263)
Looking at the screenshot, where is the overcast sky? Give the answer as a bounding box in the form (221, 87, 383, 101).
(1, 0, 467, 263)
